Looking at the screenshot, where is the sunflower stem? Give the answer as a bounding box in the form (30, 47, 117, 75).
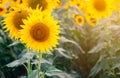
(38, 52, 43, 78)
(27, 49, 32, 78)
(28, 56, 31, 72)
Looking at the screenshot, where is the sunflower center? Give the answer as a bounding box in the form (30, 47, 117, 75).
(77, 3, 80, 7)
(78, 18, 82, 23)
(0, 8, 3, 12)
(30, 23, 49, 42)
(93, 0, 106, 12)
(28, 0, 47, 10)
(13, 11, 28, 30)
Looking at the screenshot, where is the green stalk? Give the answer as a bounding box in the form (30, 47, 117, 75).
(38, 52, 43, 78)
(27, 48, 32, 78)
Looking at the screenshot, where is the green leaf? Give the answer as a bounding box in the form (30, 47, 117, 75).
(88, 42, 107, 53)
(28, 69, 40, 78)
(0, 70, 5, 78)
(55, 48, 72, 59)
(89, 55, 105, 77)
(45, 67, 72, 78)
(100, 74, 117, 78)
(6, 52, 35, 67)
(6, 58, 27, 67)
(7, 40, 21, 47)
(60, 36, 85, 53)
(20, 69, 41, 78)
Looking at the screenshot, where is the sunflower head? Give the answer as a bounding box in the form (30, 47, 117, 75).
(86, 0, 113, 19)
(75, 15, 84, 26)
(20, 9, 60, 53)
(86, 15, 98, 26)
(72, 14, 84, 26)
(3, 4, 30, 39)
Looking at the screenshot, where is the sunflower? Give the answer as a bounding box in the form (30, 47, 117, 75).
(74, 15, 84, 26)
(86, 15, 98, 26)
(76, 16, 84, 25)
(22, 0, 58, 11)
(0, 4, 6, 16)
(20, 9, 60, 52)
(86, 0, 113, 19)
(72, 14, 84, 25)
(3, 4, 30, 39)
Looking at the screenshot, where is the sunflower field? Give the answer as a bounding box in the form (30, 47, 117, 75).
(0, 0, 120, 78)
